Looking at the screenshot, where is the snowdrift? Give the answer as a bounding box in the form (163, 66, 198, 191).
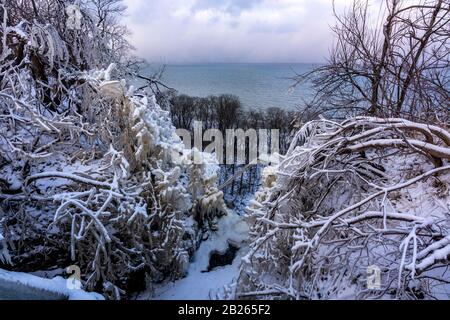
(0, 268, 103, 300)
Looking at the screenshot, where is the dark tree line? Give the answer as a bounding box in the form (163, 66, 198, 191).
(163, 92, 297, 206)
(168, 93, 294, 151)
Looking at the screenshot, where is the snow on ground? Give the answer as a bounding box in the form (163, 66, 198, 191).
(139, 211, 249, 300)
(0, 268, 104, 300)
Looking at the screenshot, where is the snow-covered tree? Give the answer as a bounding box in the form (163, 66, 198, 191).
(0, 1, 227, 299)
(237, 117, 450, 299)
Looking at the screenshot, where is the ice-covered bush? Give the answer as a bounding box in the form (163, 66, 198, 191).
(237, 117, 450, 300)
(0, 2, 227, 298)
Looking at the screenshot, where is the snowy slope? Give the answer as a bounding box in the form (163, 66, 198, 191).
(139, 211, 249, 300)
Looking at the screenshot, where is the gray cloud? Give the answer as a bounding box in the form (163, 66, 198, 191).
(192, 0, 263, 15)
(123, 0, 351, 63)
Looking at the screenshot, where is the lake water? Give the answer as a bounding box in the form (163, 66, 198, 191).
(146, 63, 317, 110)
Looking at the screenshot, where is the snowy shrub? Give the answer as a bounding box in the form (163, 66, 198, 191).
(237, 117, 450, 300)
(0, 2, 227, 299)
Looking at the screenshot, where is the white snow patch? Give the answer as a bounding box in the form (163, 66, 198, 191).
(0, 268, 104, 300)
(141, 211, 249, 300)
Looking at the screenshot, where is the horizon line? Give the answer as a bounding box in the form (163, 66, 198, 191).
(146, 61, 325, 65)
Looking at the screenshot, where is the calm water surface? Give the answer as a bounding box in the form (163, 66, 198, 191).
(145, 63, 317, 110)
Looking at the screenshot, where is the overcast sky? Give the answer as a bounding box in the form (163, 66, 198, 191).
(123, 0, 352, 64)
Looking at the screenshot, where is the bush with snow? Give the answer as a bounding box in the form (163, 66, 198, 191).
(0, 2, 227, 299)
(237, 117, 450, 300)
